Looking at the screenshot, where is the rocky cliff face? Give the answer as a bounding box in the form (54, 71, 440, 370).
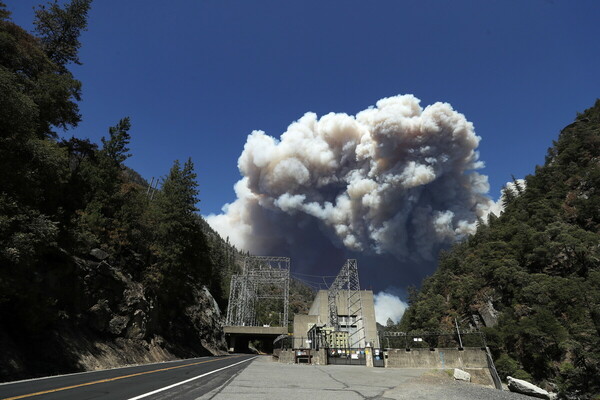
(0, 250, 227, 382)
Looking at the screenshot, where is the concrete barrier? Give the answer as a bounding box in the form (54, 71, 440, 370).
(278, 349, 296, 364)
(384, 347, 488, 369)
(312, 349, 326, 365)
(276, 348, 327, 365)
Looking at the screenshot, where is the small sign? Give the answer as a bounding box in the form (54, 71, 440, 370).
(413, 337, 423, 342)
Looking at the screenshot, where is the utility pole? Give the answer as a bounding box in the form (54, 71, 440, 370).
(146, 177, 159, 200)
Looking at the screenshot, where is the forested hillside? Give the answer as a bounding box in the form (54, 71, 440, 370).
(400, 101, 600, 398)
(0, 0, 246, 380)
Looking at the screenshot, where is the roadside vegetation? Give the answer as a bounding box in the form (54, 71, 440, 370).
(399, 101, 600, 398)
(0, 0, 249, 379)
(0, 2, 315, 381)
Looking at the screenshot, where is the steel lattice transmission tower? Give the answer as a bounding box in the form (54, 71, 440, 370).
(328, 259, 366, 348)
(225, 256, 290, 327)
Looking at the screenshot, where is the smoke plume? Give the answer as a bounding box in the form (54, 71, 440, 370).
(374, 292, 408, 324)
(207, 95, 495, 268)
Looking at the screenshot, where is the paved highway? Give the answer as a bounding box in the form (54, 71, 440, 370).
(0, 355, 256, 400)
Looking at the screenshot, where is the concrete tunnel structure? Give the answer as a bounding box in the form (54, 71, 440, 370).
(224, 326, 288, 353)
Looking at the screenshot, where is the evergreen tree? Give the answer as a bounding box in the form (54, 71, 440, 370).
(101, 117, 131, 165)
(0, 2, 10, 21)
(0, 0, 91, 349)
(402, 100, 600, 398)
(148, 159, 209, 287)
(34, 0, 92, 70)
(0, 1, 253, 381)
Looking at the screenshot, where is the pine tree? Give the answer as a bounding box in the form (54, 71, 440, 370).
(149, 158, 210, 288)
(34, 0, 92, 70)
(0, 2, 10, 21)
(101, 117, 131, 165)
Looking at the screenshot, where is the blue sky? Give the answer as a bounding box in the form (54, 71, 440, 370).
(7, 0, 600, 217)
(5, 1, 600, 297)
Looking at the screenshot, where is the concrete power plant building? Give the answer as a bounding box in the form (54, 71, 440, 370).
(293, 289, 380, 349)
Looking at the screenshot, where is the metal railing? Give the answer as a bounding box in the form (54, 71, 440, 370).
(379, 330, 486, 350)
(485, 346, 503, 390)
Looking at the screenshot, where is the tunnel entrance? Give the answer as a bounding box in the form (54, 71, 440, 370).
(224, 326, 288, 354)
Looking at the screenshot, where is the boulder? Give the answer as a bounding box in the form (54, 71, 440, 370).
(453, 368, 471, 382)
(90, 248, 109, 260)
(507, 376, 554, 399)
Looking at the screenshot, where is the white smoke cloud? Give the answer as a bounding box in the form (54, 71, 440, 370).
(207, 95, 495, 263)
(374, 292, 408, 324)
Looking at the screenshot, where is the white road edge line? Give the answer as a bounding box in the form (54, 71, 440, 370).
(127, 356, 258, 400)
(0, 357, 210, 386)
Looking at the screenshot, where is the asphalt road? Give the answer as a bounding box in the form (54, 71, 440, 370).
(0, 354, 256, 400)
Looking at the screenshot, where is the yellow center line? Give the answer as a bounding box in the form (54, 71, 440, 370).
(1, 355, 243, 400)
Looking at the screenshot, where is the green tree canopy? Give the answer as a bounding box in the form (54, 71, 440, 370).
(401, 100, 600, 398)
(34, 0, 92, 69)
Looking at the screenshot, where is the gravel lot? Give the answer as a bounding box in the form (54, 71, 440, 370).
(198, 356, 534, 400)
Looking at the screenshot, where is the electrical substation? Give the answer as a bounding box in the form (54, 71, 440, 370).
(223, 256, 501, 389)
(224, 256, 379, 360)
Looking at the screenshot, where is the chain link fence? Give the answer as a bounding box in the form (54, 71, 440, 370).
(379, 330, 487, 350)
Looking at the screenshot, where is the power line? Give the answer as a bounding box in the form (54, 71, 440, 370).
(291, 271, 338, 278)
(290, 276, 329, 290)
(290, 274, 330, 283)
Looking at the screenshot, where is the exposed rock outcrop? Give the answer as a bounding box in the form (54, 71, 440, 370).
(479, 300, 499, 328)
(90, 248, 110, 261)
(0, 252, 227, 382)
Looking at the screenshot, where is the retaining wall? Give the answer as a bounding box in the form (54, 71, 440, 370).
(385, 347, 488, 369)
(276, 349, 327, 365)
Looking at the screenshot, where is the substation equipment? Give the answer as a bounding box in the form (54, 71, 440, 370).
(225, 256, 290, 328)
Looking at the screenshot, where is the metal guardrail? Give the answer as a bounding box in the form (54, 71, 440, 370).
(485, 346, 503, 390)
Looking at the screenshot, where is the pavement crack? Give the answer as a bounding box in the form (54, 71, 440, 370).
(314, 366, 349, 389)
(314, 366, 372, 399)
(313, 366, 399, 399)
